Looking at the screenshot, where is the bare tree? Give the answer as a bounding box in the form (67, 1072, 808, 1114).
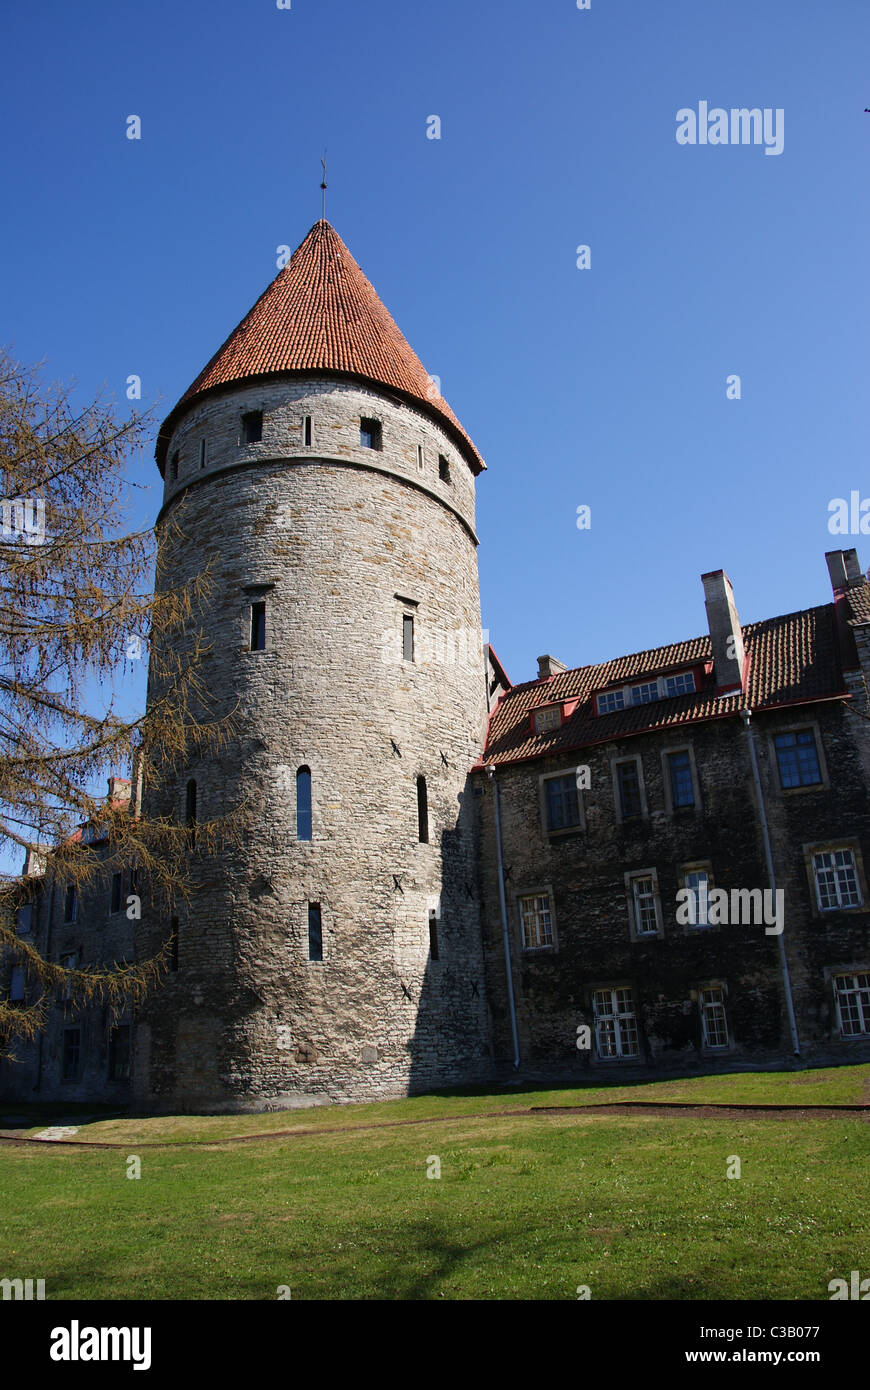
(0, 348, 236, 1057)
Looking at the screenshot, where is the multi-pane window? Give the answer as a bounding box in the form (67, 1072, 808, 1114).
(64, 884, 78, 923)
(592, 987, 639, 1058)
(519, 893, 554, 950)
(667, 750, 695, 808)
(629, 875, 658, 936)
(308, 903, 323, 962)
(813, 850, 862, 910)
(62, 1027, 81, 1080)
(616, 760, 643, 819)
(535, 706, 561, 734)
(834, 973, 870, 1037)
(296, 767, 312, 841)
(631, 681, 659, 706)
(16, 904, 32, 935)
(700, 986, 729, 1048)
(110, 872, 123, 915)
(775, 730, 822, 789)
(545, 774, 581, 832)
(597, 690, 625, 714)
(360, 417, 381, 450)
(403, 613, 414, 662)
(250, 601, 266, 651)
(685, 870, 710, 926)
(108, 1025, 131, 1080)
(665, 672, 696, 697)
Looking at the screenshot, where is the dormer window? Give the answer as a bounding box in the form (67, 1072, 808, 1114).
(534, 706, 561, 734)
(596, 669, 698, 715)
(597, 690, 625, 715)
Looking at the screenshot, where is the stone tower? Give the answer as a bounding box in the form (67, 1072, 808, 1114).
(134, 221, 492, 1110)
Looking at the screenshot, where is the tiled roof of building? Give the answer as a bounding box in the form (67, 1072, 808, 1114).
(481, 603, 847, 768)
(155, 221, 484, 476)
(845, 583, 870, 626)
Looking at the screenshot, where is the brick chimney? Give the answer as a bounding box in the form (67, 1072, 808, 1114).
(702, 570, 746, 694)
(107, 776, 132, 804)
(537, 655, 567, 680)
(825, 548, 864, 592)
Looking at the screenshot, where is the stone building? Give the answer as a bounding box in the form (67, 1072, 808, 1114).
(2, 220, 870, 1109)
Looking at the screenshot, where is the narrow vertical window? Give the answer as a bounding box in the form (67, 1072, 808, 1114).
(296, 766, 312, 841)
(417, 775, 429, 844)
(417, 444, 424, 470)
(64, 884, 78, 923)
(403, 613, 414, 662)
(199, 438, 206, 470)
(62, 1027, 82, 1080)
(171, 451, 179, 480)
(308, 902, 323, 961)
(616, 760, 643, 819)
(304, 415, 312, 446)
(700, 986, 729, 1048)
(667, 750, 695, 808)
(108, 1024, 131, 1080)
(250, 601, 266, 651)
(169, 917, 179, 973)
(185, 779, 197, 848)
(428, 909, 439, 961)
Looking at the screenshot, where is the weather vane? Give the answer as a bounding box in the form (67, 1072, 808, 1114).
(320, 151, 328, 221)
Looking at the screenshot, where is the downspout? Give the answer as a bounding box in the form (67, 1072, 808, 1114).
(739, 707, 801, 1056)
(486, 764, 520, 1070)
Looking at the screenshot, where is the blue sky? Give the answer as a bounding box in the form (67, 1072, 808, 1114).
(2, 0, 868, 697)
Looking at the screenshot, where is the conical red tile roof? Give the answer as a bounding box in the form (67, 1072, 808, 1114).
(156, 221, 484, 475)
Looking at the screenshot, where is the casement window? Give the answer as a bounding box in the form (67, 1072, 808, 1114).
(543, 772, 581, 833)
(9, 966, 25, 1002)
(775, 729, 822, 789)
(519, 892, 554, 950)
(699, 985, 729, 1048)
(664, 671, 696, 697)
(110, 872, 123, 915)
(64, 884, 78, 923)
(296, 767, 312, 841)
(534, 705, 561, 735)
(631, 681, 659, 706)
(813, 850, 862, 911)
(16, 904, 32, 935)
(250, 601, 266, 652)
(428, 909, 439, 962)
(62, 1027, 81, 1080)
(304, 415, 312, 447)
(834, 973, 870, 1037)
(403, 613, 415, 662)
(241, 411, 263, 444)
(626, 871, 661, 939)
(667, 750, 695, 809)
(592, 987, 639, 1058)
(308, 903, 323, 962)
(108, 1024, 131, 1080)
(684, 869, 711, 927)
(438, 455, 451, 483)
(417, 776, 429, 844)
(597, 690, 625, 714)
(360, 417, 382, 450)
(615, 759, 643, 820)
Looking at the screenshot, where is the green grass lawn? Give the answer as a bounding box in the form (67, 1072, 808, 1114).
(1, 1065, 868, 1300)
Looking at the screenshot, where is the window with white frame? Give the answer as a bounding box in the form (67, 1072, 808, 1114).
(519, 893, 554, 950)
(684, 869, 711, 926)
(628, 873, 659, 937)
(597, 690, 625, 714)
(543, 773, 581, 832)
(534, 706, 561, 734)
(834, 973, 870, 1037)
(631, 681, 659, 706)
(592, 987, 639, 1058)
(813, 850, 862, 911)
(665, 671, 696, 697)
(596, 670, 697, 715)
(699, 985, 729, 1048)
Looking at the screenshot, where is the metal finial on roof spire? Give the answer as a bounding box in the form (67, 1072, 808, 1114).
(320, 151, 327, 221)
